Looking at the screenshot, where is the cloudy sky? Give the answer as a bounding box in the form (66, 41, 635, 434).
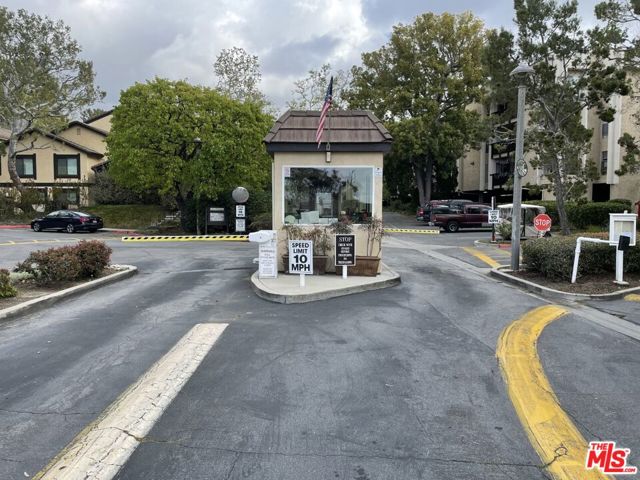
(5, 0, 601, 112)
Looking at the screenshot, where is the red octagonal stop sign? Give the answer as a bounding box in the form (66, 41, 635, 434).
(534, 213, 552, 232)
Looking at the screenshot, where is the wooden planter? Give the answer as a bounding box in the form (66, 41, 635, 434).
(282, 255, 328, 275)
(335, 256, 380, 277)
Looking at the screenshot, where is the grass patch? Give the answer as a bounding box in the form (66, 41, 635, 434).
(85, 205, 168, 229)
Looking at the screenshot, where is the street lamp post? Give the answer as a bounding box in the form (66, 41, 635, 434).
(509, 63, 534, 271)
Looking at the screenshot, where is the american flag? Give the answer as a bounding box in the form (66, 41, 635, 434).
(315, 76, 333, 147)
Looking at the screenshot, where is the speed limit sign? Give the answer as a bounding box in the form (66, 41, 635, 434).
(288, 240, 313, 275)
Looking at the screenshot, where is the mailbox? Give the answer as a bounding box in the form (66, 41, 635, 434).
(609, 212, 637, 247)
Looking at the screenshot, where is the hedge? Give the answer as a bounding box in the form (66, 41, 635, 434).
(534, 201, 632, 229)
(522, 236, 640, 281)
(0, 269, 17, 298)
(16, 241, 112, 286)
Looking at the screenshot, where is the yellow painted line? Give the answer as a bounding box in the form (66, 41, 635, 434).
(624, 294, 640, 302)
(0, 239, 69, 246)
(462, 247, 502, 268)
(121, 234, 248, 242)
(35, 323, 228, 480)
(497, 305, 609, 480)
(384, 228, 440, 235)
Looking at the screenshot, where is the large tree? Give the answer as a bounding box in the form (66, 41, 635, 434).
(287, 63, 351, 110)
(593, 0, 640, 175)
(346, 12, 486, 205)
(514, 0, 630, 234)
(0, 7, 104, 192)
(214, 46, 267, 105)
(106, 78, 272, 230)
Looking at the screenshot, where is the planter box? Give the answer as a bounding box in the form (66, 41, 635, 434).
(282, 255, 328, 275)
(335, 256, 380, 277)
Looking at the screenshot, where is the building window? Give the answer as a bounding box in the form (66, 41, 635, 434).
(53, 188, 79, 207)
(54, 154, 80, 179)
(601, 122, 609, 137)
(16, 154, 36, 178)
(601, 151, 608, 175)
(284, 167, 374, 224)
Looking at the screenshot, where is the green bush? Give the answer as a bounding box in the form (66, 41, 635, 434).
(530, 201, 629, 230)
(610, 198, 632, 208)
(74, 240, 112, 277)
(15, 241, 112, 286)
(522, 236, 640, 281)
(0, 269, 17, 298)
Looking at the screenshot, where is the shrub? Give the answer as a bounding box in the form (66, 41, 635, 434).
(16, 246, 82, 286)
(15, 241, 111, 286)
(0, 269, 17, 298)
(248, 212, 272, 231)
(530, 201, 629, 230)
(496, 222, 512, 241)
(522, 236, 640, 281)
(74, 240, 112, 277)
(610, 198, 632, 208)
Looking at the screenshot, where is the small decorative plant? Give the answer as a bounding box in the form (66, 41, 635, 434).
(304, 226, 331, 256)
(281, 224, 304, 242)
(362, 216, 384, 257)
(329, 217, 353, 235)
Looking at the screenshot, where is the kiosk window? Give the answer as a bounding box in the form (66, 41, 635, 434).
(284, 167, 373, 224)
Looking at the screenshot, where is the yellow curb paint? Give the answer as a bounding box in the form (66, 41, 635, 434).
(121, 235, 248, 243)
(624, 294, 640, 302)
(462, 247, 502, 268)
(384, 228, 440, 235)
(497, 305, 610, 480)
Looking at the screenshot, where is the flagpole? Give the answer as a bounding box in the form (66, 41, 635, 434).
(326, 77, 332, 162)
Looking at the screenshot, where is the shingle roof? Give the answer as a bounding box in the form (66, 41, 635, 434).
(264, 110, 392, 153)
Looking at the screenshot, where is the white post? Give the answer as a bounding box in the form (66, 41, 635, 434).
(342, 265, 347, 279)
(300, 273, 305, 287)
(571, 238, 582, 284)
(614, 249, 627, 285)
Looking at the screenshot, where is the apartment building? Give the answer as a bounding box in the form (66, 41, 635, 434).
(457, 95, 640, 207)
(0, 110, 113, 207)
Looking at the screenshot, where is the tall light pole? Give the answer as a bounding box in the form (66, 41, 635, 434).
(509, 63, 535, 271)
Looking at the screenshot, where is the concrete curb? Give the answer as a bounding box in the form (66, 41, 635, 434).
(490, 266, 640, 301)
(251, 265, 402, 304)
(0, 224, 29, 229)
(0, 265, 137, 322)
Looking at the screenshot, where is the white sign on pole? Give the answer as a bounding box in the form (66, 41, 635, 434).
(288, 240, 313, 275)
(258, 231, 277, 279)
(488, 209, 500, 225)
(235, 218, 246, 232)
(236, 204, 246, 218)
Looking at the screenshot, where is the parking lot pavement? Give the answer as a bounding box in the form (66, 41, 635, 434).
(585, 297, 640, 326)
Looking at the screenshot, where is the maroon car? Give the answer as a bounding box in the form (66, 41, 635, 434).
(428, 203, 491, 232)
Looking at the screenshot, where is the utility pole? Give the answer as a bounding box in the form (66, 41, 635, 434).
(509, 63, 535, 271)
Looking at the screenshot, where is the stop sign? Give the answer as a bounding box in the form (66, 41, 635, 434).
(534, 213, 552, 232)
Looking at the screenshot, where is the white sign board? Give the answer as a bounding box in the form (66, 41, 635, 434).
(235, 218, 246, 232)
(236, 204, 246, 218)
(258, 231, 277, 279)
(288, 240, 313, 275)
(488, 209, 500, 225)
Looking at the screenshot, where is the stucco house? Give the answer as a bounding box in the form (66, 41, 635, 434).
(0, 110, 113, 208)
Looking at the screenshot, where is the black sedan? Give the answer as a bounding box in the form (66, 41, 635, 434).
(31, 210, 104, 233)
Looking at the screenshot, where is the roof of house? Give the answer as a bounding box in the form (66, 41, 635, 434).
(264, 110, 393, 153)
(66, 121, 109, 136)
(34, 129, 105, 158)
(84, 109, 114, 125)
(0, 127, 10, 141)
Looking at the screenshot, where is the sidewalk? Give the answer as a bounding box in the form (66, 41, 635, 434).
(251, 263, 401, 304)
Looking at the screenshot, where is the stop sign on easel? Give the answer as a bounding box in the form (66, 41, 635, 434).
(534, 213, 552, 232)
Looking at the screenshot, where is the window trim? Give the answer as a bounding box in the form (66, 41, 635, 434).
(53, 154, 81, 179)
(282, 165, 376, 225)
(601, 122, 609, 138)
(16, 154, 37, 179)
(601, 151, 608, 176)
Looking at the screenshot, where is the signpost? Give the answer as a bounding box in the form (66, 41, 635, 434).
(533, 213, 552, 234)
(236, 204, 246, 218)
(488, 210, 500, 225)
(288, 240, 313, 287)
(335, 234, 356, 279)
(489, 197, 498, 243)
(232, 187, 249, 233)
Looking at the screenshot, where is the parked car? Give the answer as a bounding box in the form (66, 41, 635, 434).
(427, 203, 492, 232)
(31, 210, 104, 233)
(416, 199, 473, 221)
